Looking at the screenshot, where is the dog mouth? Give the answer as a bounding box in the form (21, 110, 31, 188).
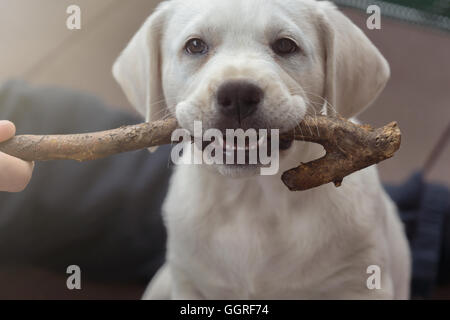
(192, 130, 294, 165)
(198, 133, 293, 150)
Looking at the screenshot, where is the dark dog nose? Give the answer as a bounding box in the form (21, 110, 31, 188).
(217, 80, 263, 122)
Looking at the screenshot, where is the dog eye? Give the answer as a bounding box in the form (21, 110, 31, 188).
(272, 38, 299, 55)
(185, 38, 209, 55)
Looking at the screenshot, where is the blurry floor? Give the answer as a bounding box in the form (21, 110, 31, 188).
(0, 266, 144, 300)
(0, 0, 449, 299)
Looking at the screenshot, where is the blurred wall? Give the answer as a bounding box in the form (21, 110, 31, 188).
(0, 0, 161, 110)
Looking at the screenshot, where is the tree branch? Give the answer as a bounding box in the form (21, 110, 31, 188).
(0, 116, 401, 191)
(280, 116, 401, 191)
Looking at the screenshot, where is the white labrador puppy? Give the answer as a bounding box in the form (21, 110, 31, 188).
(113, 0, 411, 299)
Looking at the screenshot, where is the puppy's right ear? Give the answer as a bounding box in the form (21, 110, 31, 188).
(113, 2, 171, 123)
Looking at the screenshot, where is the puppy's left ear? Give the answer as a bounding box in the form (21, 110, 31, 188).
(113, 2, 171, 122)
(318, 2, 390, 118)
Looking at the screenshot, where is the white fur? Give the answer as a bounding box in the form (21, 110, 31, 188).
(114, 0, 411, 299)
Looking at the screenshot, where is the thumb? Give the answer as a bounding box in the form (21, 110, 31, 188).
(0, 120, 16, 142)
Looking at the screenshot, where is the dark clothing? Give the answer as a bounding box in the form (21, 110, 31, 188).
(386, 173, 450, 298)
(0, 80, 171, 283)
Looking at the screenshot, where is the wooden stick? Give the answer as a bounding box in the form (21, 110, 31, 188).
(280, 116, 401, 191)
(0, 116, 401, 191)
(0, 118, 178, 162)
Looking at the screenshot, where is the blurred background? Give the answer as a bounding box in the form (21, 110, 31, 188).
(0, 0, 449, 299)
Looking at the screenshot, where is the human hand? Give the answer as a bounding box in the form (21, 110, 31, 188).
(0, 120, 34, 192)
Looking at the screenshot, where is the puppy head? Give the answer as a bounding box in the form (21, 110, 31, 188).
(114, 0, 390, 174)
